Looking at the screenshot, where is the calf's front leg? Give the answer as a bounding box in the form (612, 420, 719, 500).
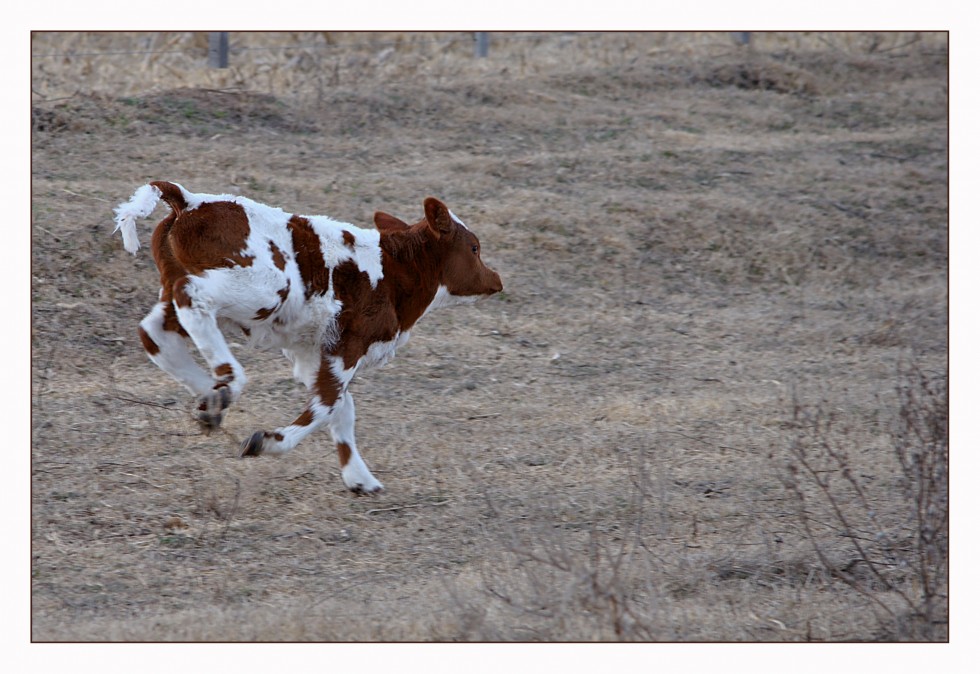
(328, 391, 383, 494)
(239, 357, 383, 495)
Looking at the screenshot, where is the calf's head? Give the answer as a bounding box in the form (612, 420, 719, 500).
(376, 198, 503, 306)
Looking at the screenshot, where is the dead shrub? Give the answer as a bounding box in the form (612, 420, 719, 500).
(781, 360, 948, 641)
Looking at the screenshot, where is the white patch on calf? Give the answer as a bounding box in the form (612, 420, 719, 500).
(363, 330, 411, 370)
(325, 330, 410, 383)
(306, 215, 384, 288)
(281, 346, 322, 389)
(448, 209, 470, 231)
(179, 184, 243, 212)
(423, 285, 479, 318)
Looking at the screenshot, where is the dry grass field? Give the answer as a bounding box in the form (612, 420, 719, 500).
(30, 32, 948, 642)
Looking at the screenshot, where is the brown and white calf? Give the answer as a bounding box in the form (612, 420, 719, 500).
(113, 181, 502, 494)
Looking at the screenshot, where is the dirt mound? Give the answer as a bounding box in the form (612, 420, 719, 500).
(32, 88, 318, 137)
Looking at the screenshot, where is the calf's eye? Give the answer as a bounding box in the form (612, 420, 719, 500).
(472, 245, 479, 254)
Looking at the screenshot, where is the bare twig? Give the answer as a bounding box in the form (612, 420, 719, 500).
(365, 499, 450, 515)
(106, 393, 184, 412)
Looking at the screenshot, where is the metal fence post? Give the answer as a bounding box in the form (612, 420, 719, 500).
(474, 32, 489, 57)
(209, 32, 229, 68)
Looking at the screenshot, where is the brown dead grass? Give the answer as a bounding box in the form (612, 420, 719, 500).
(31, 32, 947, 642)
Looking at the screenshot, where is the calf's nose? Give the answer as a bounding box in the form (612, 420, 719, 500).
(489, 270, 503, 294)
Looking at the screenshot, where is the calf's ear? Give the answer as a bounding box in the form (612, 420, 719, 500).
(423, 197, 454, 239)
(374, 211, 410, 233)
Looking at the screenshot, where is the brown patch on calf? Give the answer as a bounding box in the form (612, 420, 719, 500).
(160, 302, 189, 337)
(168, 201, 255, 275)
(341, 230, 356, 248)
(213, 363, 234, 390)
(269, 240, 287, 270)
(150, 181, 188, 216)
(286, 364, 343, 430)
(287, 215, 331, 299)
(314, 365, 342, 408)
(253, 281, 291, 321)
(331, 261, 399, 370)
(336, 442, 352, 467)
(138, 327, 160, 355)
(376, 220, 455, 333)
(254, 305, 277, 321)
(146, 188, 258, 350)
(293, 408, 316, 428)
(172, 277, 193, 309)
(150, 210, 191, 311)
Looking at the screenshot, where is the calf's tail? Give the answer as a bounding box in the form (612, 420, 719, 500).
(112, 181, 188, 254)
(113, 183, 161, 254)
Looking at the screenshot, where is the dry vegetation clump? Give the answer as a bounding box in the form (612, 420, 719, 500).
(31, 32, 947, 642)
(781, 362, 948, 641)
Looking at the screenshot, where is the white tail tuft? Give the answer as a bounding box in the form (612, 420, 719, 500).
(113, 184, 163, 254)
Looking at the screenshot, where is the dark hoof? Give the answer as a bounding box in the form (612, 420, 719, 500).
(197, 387, 231, 432)
(196, 411, 223, 434)
(350, 484, 384, 496)
(239, 431, 265, 457)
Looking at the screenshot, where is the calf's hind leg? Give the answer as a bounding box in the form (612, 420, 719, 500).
(170, 279, 248, 430)
(139, 301, 219, 426)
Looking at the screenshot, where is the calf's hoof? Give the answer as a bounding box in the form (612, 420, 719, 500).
(343, 470, 384, 495)
(239, 431, 266, 457)
(342, 462, 384, 495)
(349, 483, 385, 496)
(197, 387, 231, 432)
